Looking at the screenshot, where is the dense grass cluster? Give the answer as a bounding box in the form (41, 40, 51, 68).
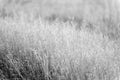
(0, 13, 120, 80)
(0, 0, 120, 80)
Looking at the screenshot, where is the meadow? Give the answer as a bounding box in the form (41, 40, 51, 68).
(0, 0, 120, 80)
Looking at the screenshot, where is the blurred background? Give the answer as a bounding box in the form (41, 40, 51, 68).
(0, 0, 120, 21)
(0, 0, 120, 33)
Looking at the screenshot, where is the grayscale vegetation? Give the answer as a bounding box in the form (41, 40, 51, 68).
(0, 0, 120, 80)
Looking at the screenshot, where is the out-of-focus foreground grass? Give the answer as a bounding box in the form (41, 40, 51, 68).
(0, 0, 120, 80)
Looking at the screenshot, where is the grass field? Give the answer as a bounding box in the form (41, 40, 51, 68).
(0, 0, 120, 80)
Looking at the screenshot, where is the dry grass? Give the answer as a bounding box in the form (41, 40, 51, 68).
(0, 13, 120, 80)
(0, 0, 120, 80)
